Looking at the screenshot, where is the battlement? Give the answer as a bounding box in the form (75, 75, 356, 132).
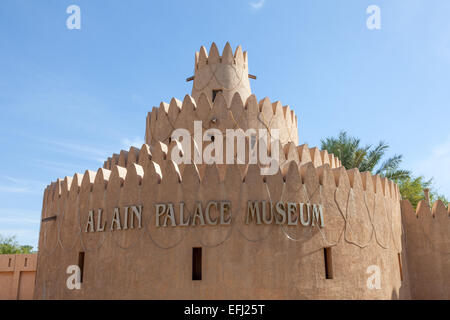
(46, 165, 400, 206)
(191, 43, 252, 104)
(145, 92, 300, 147)
(48, 144, 400, 207)
(40, 147, 404, 274)
(38, 148, 408, 300)
(400, 199, 450, 299)
(102, 140, 345, 180)
(401, 199, 449, 220)
(195, 42, 248, 70)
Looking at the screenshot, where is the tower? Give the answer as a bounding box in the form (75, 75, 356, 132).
(145, 42, 299, 148)
(36, 42, 450, 300)
(191, 42, 252, 105)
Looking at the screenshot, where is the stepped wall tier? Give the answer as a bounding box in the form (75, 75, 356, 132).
(35, 155, 409, 299)
(33, 42, 449, 300)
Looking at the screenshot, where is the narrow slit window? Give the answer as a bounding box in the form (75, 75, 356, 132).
(78, 252, 85, 283)
(192, 247, 202, 281)
(250, 134, 257, 149)
(212, 89, 222, 102)
(24, 258, 28, 267)
(8, 258, 11, 268)
(398, 253, 403, 281)
(324, 247, 333, 279)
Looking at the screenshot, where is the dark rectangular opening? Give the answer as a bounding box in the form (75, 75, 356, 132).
(24, 258, 28, 267)
(398, 253, 403, 281)
(192, 247, 202, 281)
(8, 258, 11, 268)
(78, 252, 85, 283)
(324, 247, 333, 279)
(42, 215, 57, 222)
(212, 89, 222, 102)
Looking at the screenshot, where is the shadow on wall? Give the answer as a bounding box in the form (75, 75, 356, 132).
(393, 285, 411, 300)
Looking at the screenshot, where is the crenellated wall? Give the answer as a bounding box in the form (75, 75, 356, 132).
(191, 42, 252, 105)
(0, 254, 37, 300)
(35, 150, 409, 299)
(34, 43, 448, 300)
(144, 93, 300, 148)
(103, 140, 342, 182)
(401, 199, 450, 299)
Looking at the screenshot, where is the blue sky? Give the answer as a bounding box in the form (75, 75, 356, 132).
(1, 0, 449, 249)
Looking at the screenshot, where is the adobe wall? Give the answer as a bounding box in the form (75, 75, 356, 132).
(34, 150, 409, 299)
(33, 42, 449, 300)
(143, 93, 300, 149)
(191, 43, 252, 105)
(0, 254, 37, 300)
(401, 199, 450, 299)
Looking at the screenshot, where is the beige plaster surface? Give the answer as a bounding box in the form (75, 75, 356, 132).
(34, 43, 448, 300)
(0, 254, 37, 300)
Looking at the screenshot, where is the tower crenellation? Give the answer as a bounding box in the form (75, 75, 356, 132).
(192, 42, 252, 105)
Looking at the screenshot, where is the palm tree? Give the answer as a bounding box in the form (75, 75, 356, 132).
(320, 131, 448, 208)
(320, 131, 410, 182)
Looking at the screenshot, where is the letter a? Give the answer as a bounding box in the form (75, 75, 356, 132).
(85, 210, 95, 233)
(66, 265, 81, 290)
(366, 265, 381, 290)
(66, 5, 81, 30)
(366, 5, 381, 30)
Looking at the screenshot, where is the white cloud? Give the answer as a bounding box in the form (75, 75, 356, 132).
(32, 159, 91, 176)
(121, 137, 144, 150)
(41, 139, 108, 159)
(0, 208, 40, 218)
(23, 135, 110, 163)
(0, 229, 36, 237)
(412, 136, 450, 196)
(250, 0, 265, 10)
(0, 186, 30, 193)
(0, 217, 40, 224)
(0, 176, 46, 194)
(4, 176, 44, 185)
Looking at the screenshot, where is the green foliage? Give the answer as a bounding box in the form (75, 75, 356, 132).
(429, 188, 449, 208)
(398, 176, 431, 209)
(320, 131, 410, 180)
(399, 176, 449, 208)
(320, 131, 448, 209)
(0, 235, 33, 254)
